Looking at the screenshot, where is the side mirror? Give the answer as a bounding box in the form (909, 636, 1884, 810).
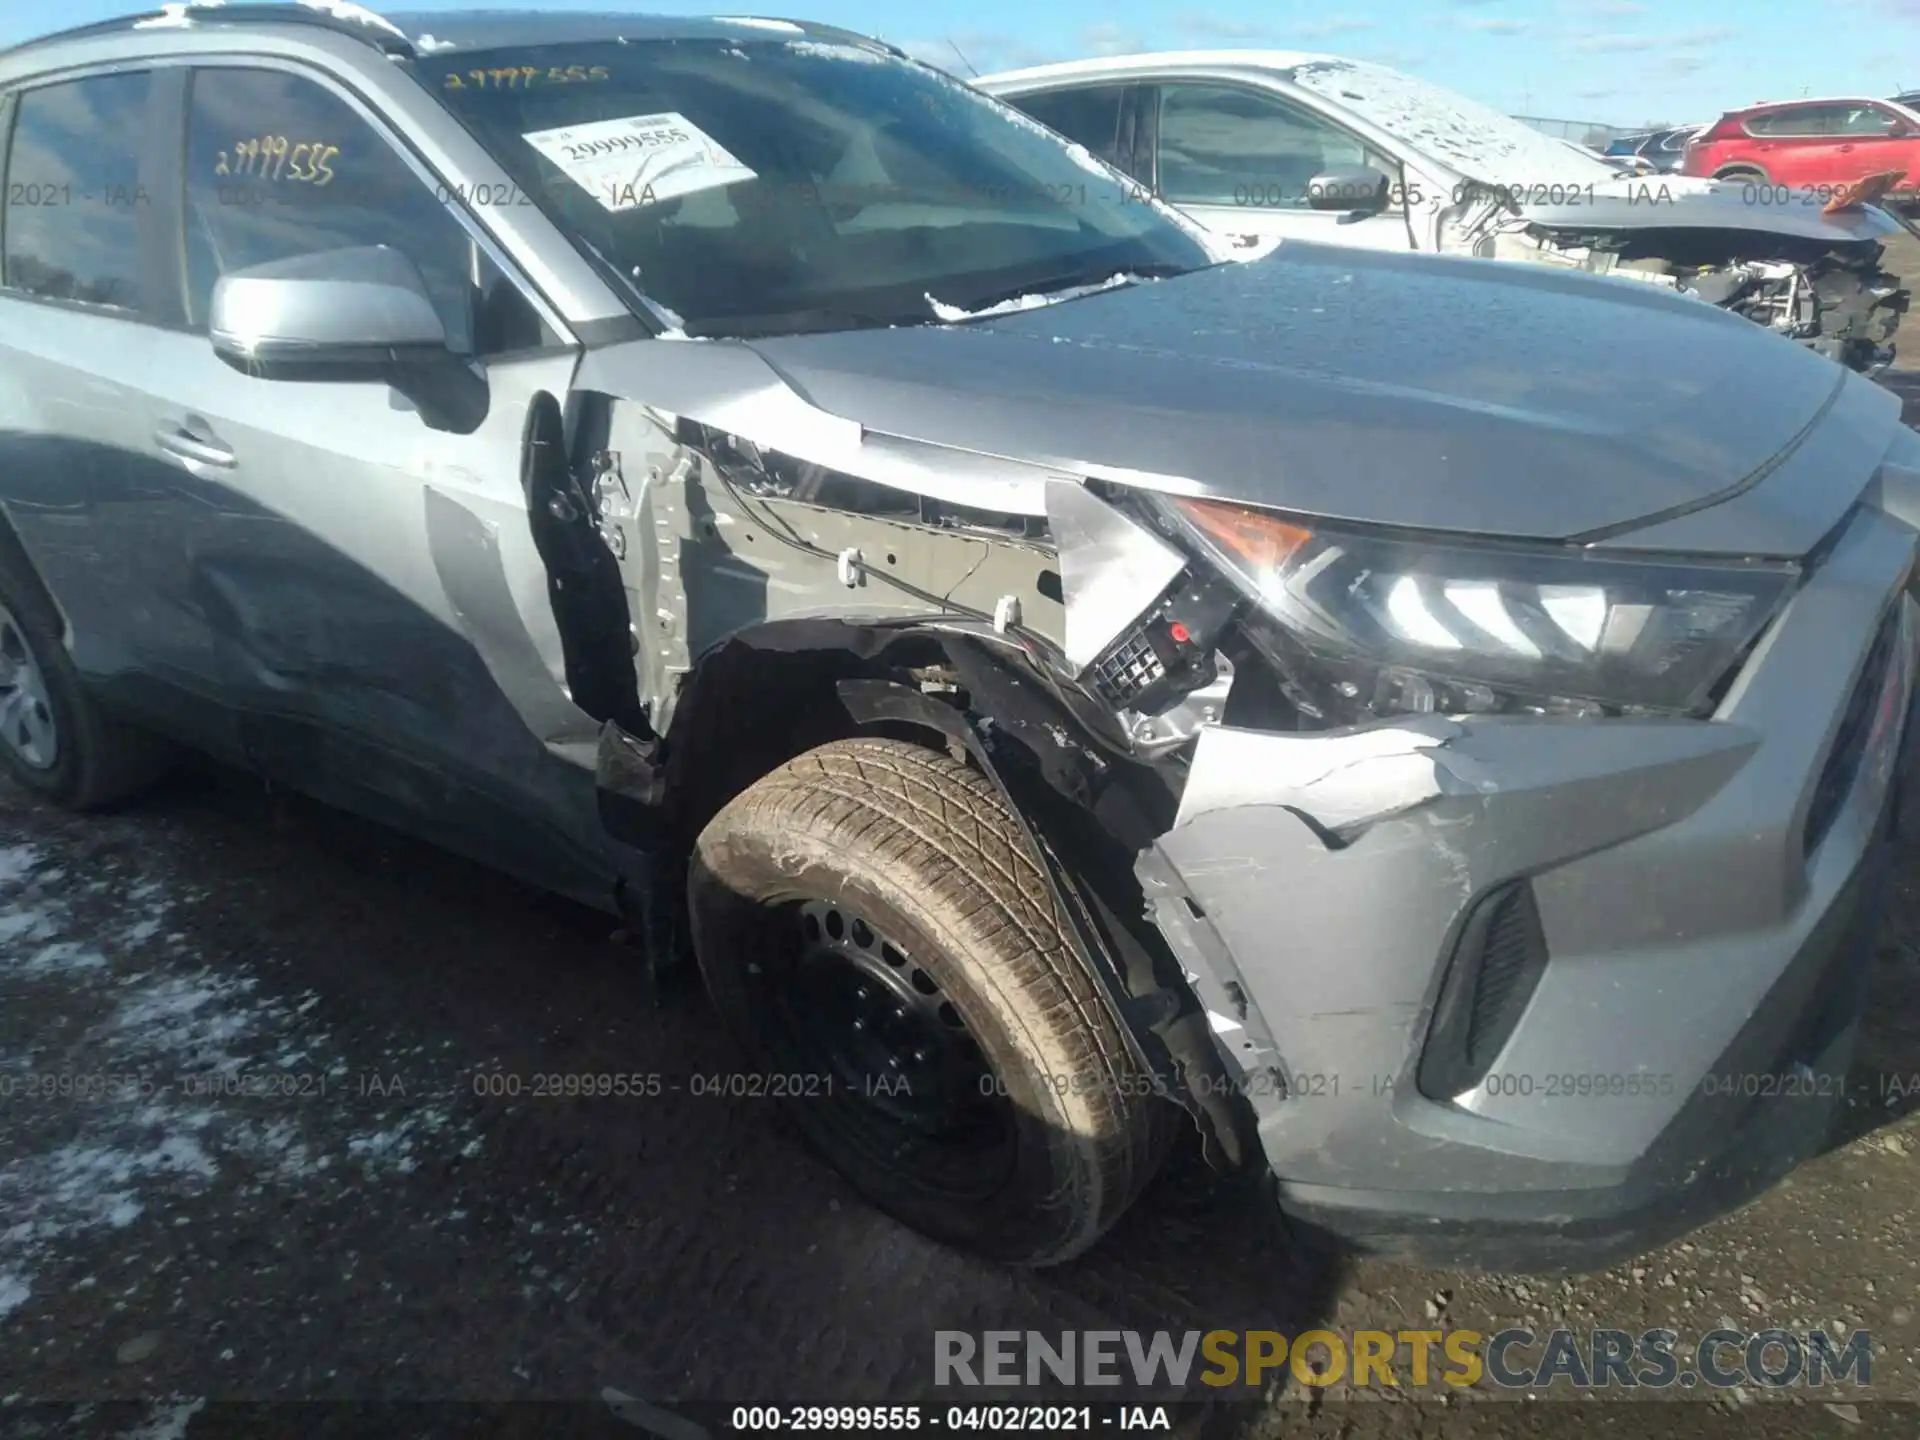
(209, 245, 485, 432)
(210, 244, 448, 371)
(1306, 166, 1391, 220)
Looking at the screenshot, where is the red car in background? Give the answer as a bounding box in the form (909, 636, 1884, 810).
(1683, 97, 1920, 199)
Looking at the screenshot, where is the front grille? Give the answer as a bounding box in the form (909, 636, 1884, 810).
(1804, 608, 1899, 858)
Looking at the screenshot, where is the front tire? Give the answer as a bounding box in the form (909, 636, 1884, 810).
(688, 736, 1175, 1265)
(0, 567, 171, 809)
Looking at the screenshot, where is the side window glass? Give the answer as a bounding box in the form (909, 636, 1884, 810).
(184, 67, 557, 355)
(1838, 106, 1899, 137)
(1751, 106, 1842, 138)
(1012, 86, 1130, 171)
(3, 72, 154, 312)
(1156, 83, 1387, 210)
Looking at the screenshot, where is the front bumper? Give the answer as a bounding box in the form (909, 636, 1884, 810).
(1138, 504, 1919, 1273)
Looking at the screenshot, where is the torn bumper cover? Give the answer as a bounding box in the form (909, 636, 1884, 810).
(1138, 505, 1920, 1271)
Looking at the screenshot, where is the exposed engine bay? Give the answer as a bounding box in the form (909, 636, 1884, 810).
(1483, 225, 1909, 374)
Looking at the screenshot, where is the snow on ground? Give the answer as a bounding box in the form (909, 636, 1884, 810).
(0, 838, 476, 1324)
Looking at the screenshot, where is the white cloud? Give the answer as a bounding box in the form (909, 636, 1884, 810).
(1564, 23, 1733, 56)
(1571, 31, 1656, 50)
(1174, 12, 1274, 39)
(1296, 16, 1379, 37)
(1082, 21, 1146, 55)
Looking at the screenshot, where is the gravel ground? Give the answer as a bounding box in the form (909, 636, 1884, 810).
(7, 246, 1920, 1438)
(0, 747, 1918, 1440)
(1880, 229, 1920, 425)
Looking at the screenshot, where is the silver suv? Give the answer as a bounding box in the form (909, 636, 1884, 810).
(1, 4, 1916, 1272)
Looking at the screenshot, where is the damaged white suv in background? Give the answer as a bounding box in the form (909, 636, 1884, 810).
(983, 54, 1914, 374)
(3, 7, 1920, 1274)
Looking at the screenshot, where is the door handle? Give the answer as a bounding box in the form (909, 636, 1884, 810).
(154, 421, 236, 470)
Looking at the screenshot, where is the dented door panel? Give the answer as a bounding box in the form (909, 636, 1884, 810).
(0, 301, 234, 742)
(137, 329, 612, 902)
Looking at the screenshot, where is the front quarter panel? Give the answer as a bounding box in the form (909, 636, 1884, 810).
(572, 339, 1069, 731)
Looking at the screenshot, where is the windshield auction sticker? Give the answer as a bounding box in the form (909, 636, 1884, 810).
(520, 112, 756, 211)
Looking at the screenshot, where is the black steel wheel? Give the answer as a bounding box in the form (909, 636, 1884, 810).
(689, 736, 1175, 1265)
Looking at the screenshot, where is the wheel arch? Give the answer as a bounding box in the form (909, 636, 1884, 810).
(0, 502, 71, 648)
(596, 616, 1252, 1169)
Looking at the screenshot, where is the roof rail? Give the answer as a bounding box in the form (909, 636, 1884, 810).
(2, 4, 415, 61)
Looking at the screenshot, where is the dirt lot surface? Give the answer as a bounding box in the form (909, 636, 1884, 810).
(0, 757, 1917, 1440)
(1878, 228, 1920, 423)
(9, 247, 1920, 1440)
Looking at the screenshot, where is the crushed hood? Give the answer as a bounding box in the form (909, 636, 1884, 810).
(733, 242, 1857, 544)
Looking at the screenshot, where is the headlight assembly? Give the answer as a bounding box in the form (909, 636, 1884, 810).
(1157, 495, 1798, 720)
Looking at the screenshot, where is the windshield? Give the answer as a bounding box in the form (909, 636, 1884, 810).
(418, 37, 1215, 337)
(1283, 58, 1618, 185)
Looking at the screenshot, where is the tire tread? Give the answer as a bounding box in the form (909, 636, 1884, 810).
(693, 736, 1173, 1264)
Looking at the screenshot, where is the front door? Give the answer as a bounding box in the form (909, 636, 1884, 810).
(1146, 81, 1414, 252)
(137, 59, 614, 900)
(1002, 82, 1152, 185)
(0, 68, 232, 747)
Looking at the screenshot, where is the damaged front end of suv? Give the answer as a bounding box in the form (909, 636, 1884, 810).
(558, 238, 1920, 1271)
(417, 22, 1920, 1270)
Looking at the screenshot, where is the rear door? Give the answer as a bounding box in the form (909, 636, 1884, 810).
(135, 59, 614, 899)
(1743, 103, 1860, 186)
(0, 68, 228, 744)
(1143, 80, 1412, 251)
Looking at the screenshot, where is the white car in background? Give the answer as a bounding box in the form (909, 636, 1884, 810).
(980, 52, 1912, 372)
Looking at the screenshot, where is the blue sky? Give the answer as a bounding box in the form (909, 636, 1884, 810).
(4, 0, 1916, 128)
